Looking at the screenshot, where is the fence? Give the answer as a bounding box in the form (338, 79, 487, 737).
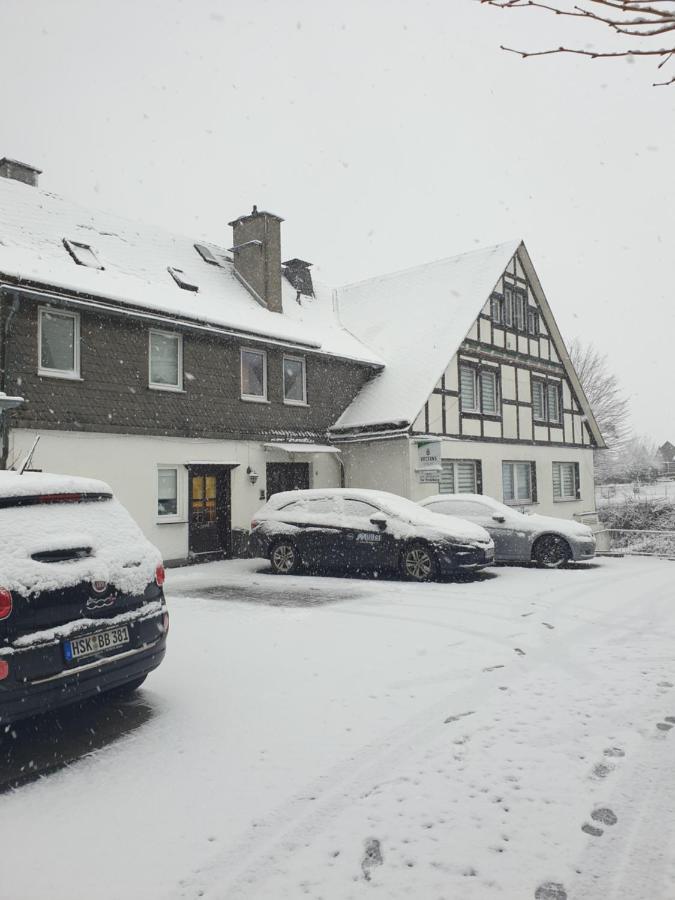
(597, 481, 675, 506)
(596, 529, 675, 559)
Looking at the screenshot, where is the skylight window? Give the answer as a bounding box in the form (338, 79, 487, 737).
(63, 239, 104, 270)
(167, 266, 199, 292)
(194, 243, 220, 265)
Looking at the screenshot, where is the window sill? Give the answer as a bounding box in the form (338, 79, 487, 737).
(37, 370, 82, 381)
(156, 517, 187, 525)
(283, 400, 309, 407)
(149, 384, 186, 394)
(553, 498, 580, 503)
(240, 395, 270, 404)
(504, 500, 537, 507)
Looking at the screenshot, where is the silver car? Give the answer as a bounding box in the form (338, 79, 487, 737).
(419, 493, 596, 567)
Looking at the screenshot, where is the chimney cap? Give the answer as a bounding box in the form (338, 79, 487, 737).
(228, 207, 284, 227)
(0, 157, 42, 174)
(283, 258, 313, 269)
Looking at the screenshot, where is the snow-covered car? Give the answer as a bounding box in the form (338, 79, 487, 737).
(250, 488, 495, 580)
(0, 471, 169, 725)
(419, 493, 596, 567)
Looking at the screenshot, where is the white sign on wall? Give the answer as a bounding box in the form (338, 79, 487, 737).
(418, 469, 440, 484)
(415, 440, 442, 471)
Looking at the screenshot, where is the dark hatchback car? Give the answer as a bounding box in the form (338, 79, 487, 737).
(0, 471, 169, 725)
(250, 488, 494, 580)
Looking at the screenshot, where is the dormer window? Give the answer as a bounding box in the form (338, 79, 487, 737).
(194, 243, 220, 265)
(63, 239, 103, 270)
(168, 266, 198, 292)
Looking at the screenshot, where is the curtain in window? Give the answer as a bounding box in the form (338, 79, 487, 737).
(456, 462, 477, 493)
(547, 383, 560, 422)
(532, 381, 545, 420)
(283, 358, 305, 402)
(242, 350, 265, 396)
(503, 462, 532, 502)
(480, 371, 497, 414)
(515, 462, 531, 500)
(158, 469, 178, 516)
(502, 462, 515, 501)
(553, 462, 576, 499)
(41, 312, 75, 371)
(150, 333, 180, 386)
(460, 367, 477, 411)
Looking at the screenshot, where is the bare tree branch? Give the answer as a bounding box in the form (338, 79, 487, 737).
(480, 0, 675, 83)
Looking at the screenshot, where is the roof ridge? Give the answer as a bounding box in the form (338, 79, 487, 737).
(337, 238, 522, 293)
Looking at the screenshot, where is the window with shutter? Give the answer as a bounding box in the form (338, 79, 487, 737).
(532, 380, 546, 421)
(439, 461, 455, 494)
(440, 460, 478, 494)
(502, 461, 535, 504)
(460, 367, 478, 412)
(480, 371, 498, 414)
(547, 383, 561, 423)
(553, 462, 577, 500)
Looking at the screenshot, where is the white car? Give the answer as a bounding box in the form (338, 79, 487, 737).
(419, 493, 596, 567)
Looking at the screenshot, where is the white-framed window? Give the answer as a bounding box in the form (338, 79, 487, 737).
(532, 377, 561, 424)
(440, 460, 479, 494)
(63, 239, 104, 269)
(38, 307, 81, 379)
(504, 287, 513, 327)
(502, 461, 536, 504)
(149, 330, 183, 390)
(553, 461, 579, 501)
(157, 466, 182, 520)
(460, 365, 499, 416)
(241, 348, 267, 401)
(283, 355, 307, 405)
(491, 296, 502, 324)
(527, 308, 539, 335)
(460, 366, 479, 412)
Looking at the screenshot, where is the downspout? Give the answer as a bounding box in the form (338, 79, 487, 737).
(0, 289, 21, 469)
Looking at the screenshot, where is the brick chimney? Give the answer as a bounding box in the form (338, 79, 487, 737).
(0, 158, 41, 187)
(228, 206, 283, 314)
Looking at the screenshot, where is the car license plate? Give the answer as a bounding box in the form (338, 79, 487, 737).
(64, 626, 130, 662)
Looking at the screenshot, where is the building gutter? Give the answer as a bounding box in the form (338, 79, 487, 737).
(0, 278, 383, 370)
(0, 287, 21, 469)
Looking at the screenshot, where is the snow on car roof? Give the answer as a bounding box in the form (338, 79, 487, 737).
(330, 240, 521, 432)
(0, 177, 381, 366)
(0, 470, 112, 500)
(421, 493, 503, 508)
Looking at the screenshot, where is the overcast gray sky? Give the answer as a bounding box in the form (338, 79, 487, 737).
(2, 0, 673, 442)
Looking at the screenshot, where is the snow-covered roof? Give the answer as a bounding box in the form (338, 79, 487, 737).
(0, 177, 381, 366)
(331, 241, 520, 431)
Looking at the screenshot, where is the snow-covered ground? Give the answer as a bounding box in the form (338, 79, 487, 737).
(3, 557, 675, 900)
(596, 480, 675, 506)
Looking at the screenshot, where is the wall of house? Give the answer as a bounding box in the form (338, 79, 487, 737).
(339, 436, 411, 498)
(8, 428, 343, 564)
(5, 297, 374, 442)
(409, 438, 596, 519)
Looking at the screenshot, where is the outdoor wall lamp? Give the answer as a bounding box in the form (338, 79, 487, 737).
(247, 467, 259, 485)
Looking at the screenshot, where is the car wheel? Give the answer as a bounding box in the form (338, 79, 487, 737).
(270, 541, 302, 575)
(401, 543, 437, 582)
(533, 535, 570, 568)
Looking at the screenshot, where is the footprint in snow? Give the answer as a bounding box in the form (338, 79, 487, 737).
(444, 710, 475, 725)
(656, 722, 674, 731)
(591, 761, 614, 779)
(592, 808, 618, 826)
(542, 622, 554, 630)
(535, 882, 567, 900)
(361, 838, 383, 881)
(514, 648, 526, 656)
(483, 664, 505, 672)
(581, 823, 604, 837)
(658, 681, 674, 688)
(603, 747, 625, 758)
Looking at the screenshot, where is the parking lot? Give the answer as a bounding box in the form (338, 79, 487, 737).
(2, 556, 675, 900)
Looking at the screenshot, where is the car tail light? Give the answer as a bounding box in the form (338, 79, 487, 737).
(155, 564, 166, 587)
(0, 589, 12, 620)
(251, 519, 259, 530)
(0, 660, 8, 681)
(162, 611, 170, 635)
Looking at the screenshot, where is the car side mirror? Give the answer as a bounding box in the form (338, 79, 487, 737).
(370, 513, 387, 530)
(492, 515, 506, 523)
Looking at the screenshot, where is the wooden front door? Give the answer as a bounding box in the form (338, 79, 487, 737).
(188, 468, 231, 559)
(266, 462, 310, 499)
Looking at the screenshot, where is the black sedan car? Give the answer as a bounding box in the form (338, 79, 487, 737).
(0, 471, 169, 725)
(250, 488, 495, 580)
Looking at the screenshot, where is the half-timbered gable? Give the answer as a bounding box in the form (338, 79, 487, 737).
(410, 246, 601, 450)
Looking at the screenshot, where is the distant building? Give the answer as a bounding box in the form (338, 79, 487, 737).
(658, 441, 675, 476)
